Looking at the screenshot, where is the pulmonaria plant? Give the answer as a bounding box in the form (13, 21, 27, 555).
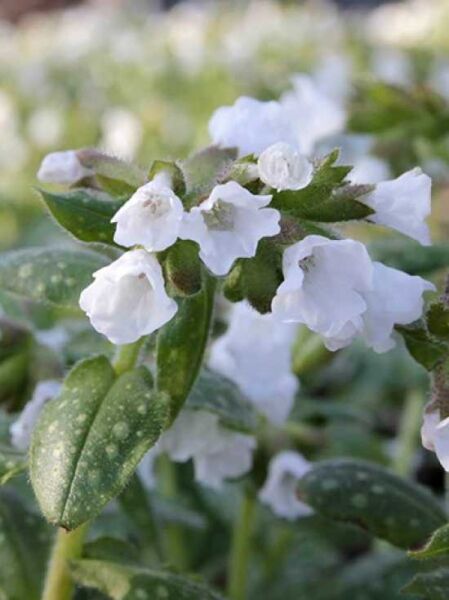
(4, 73, 444, 600)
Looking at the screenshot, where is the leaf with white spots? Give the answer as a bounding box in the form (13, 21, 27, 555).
(297, 459, 446, 549)
(0, 248, 109, 308)
(402, 568, 449, 600)
(39, 188, 125, 244)
(30, 356, 169, 530)
(186, 369, 257, 432)
(0, 445, 27, 485)
(0, 489, 52, 600)
(70, 559, 225, 599)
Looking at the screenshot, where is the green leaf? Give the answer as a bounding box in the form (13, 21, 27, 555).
(369, 239, 449, 276)
(77, 149, 146, 195)
(427, 303, 449, 341)
(181, 146, 237, 208)
(70, 559, 225, 600)
(30, 356, 169, 529)
(39, 188, 124, 244)
(0, 489, 51, 600)
(240, 240, 282, 314)
(148, 160, 186, 196)
(0, 445, 27, 485)
(411, 523, 449, 560)
(402, 568, 449, 600)
(156, 273, 216, 424)
(297, 459, 446, 549)
(186, 369, 258, 432)
(396, 321, 448, 370)
(163, 240, 202, 297)
(0, 248, 109, 308)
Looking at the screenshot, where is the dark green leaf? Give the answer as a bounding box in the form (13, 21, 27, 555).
(240, 240, 282, 314)
(369, 239, 449, 276)
(148, 160, 186, 196)
(402, 568, 449, 600)
(427, 303, 449, 341)
(164, 240, 202, 297)
(0, 248, 109, 308)
(70, 559, 225, 600)
(39, 188, 124, 244)
(0, 445, 27, 485)
(411, 524, 449, 560)
(156, 273, 216, 424)
(30, 356, 169, 529)
(396, 321, 448, 370)
(298, 459, 446, 549)
(186, 369, 258, 432)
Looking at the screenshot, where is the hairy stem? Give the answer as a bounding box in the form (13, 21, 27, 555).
(228, 489, 255, 600)
(113, 338, 145, 376)
(42, 523, 88, 600)
(393, 389, 423, 477)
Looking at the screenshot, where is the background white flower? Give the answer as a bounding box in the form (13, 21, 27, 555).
(361, 262, 435, 353)
(37, 150, 93, 184)
(10, 380, 61, 451)
(259, 451, 313, 519)
(281, 74, 346, 155)
(112, 177, 184, 251)
(364, 168, 432, 245)
(209, 301, 298, 424)
(180, 181, 280, 276)
(421, 404, 449, 471)
(272, 235, 372, 351)
(257, 142, 314, 191)
(79, 249, 177, 345)
(208, 96, 298, 157)
(157, 409, 256, 489)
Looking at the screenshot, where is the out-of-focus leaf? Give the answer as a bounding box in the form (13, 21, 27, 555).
(70, 559, 225, 599)
(411, 524, 449, 560)
(396, 321, 448, 371)
(0, 248, 109, 308)
(402, 568, 449, 600)
(77, 149, 146, 195)
(30, 356, 169, 529)
(39, 188, 124, 244)
(186, 368, 257, 432)
(0, 445, 27, 485)
(369, 239, 449, 276)
(148, 160, 186, 196)
(298, 459, 446, 549)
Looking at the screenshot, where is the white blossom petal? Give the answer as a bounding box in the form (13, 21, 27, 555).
(209, 301, 298, 425)
(421, 404, 449, 471)
(259, 451, 313, 520)
(180, 181, 280, 276)
(37, 150, 93, 184)
(364, 168, 432, 245)
(272, 236, 372, 350)
(257, 142, 313, 191)
(112, 178, 184, 251)
(208, 96, 298, 157)
(10, 380, 61, 451)
(79, 249, 177, 345)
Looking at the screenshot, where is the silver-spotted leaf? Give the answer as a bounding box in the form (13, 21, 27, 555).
(0, 248, 109, 308)
(402, 568, 449, 600)
(411, 524, 449, 560)
(30, 356, 169, 529)
(297, 459, 446, 549)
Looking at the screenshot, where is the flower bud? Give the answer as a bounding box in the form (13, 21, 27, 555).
(257, 142, 313, 191)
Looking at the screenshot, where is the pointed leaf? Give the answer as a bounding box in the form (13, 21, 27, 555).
(411, 524, 449, 560)
(396, 321, 448, 371)
(0, 248, 109, 308)
(30, 356, 169, 529)
(402, 569, 449, 600)
(427, 303, 449, 341)
(297, 459, 446, 549)
(39, 188, 124, 244)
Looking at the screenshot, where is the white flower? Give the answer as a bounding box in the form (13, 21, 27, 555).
(361, 262, 435, 353)
(100, 107, 142, 159)
(281, 74, 346, 154)
(209, 301, 298, 424)
(208, 96, 297, 157)
(79, 249, 177, 345)
(37, 150, 93, 184)
(257, 142, 313, 191)
(112, 175, 184, 252)
(10, 380, 61, 451)
(180, 181, 280, 276)
(259, 451, 313, 520)
(364, 168, 432, 245)
(421, 404, 449, 471)
(158, 409, 256, 489)
(272, 236, 373, 351)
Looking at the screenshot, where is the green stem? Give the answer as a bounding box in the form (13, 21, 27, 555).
(112, 338, 145, 376)
(159, 454, 188, 570)
(228, 490, 255, 600)
(42, 523, 89, 600)
(392, 389, 423, 477)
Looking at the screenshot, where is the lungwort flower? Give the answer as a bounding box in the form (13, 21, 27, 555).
(421, 403, 449, 471)
(209, 301, 298, 424)
(37, 150, 93, 184)
(154, 409, 256, 489)
(259, 451, 313, 520)
(363, 168, 432, 245)
(180, 181, 280, 276)
(79, 249, 177, 345)
(10, 380, 61, 451)
(257, 142, 314, 191)
(112, 173, 184, 251)
(208, 96, 298, 157)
